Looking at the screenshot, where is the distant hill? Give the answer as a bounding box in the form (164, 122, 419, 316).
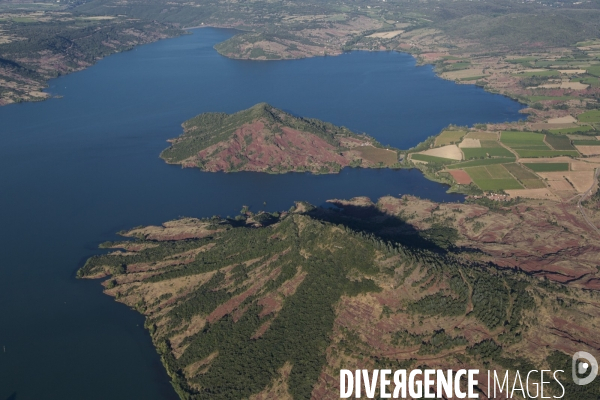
(160, 103, 398, 174)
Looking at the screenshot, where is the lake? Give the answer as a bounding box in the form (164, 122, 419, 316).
(0, 28, 523, 400)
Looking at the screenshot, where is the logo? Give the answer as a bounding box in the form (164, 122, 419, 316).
(572, 351, 598, 386)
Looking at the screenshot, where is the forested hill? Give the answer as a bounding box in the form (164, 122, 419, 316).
(159, 103, 399, 173)
(78, 196, 600, 399)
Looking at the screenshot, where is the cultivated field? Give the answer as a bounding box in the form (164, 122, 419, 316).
(538, 171, 596, 193)
(413, 125, 597, 195)
(575, 146, 600, 156)
(505, 188, 559, 200)
(501, 132, 580, 157)
(434, 130, 467, 147)
(505, 163, 547, 188)
(549, 126, 595, 134)
(573, 139, 600, 146)
(410, 154, 454, 163)
(418, 144, 463, 160)
(458, 138, 480, 148)
(355, 146, 398, 165)
(462, 145, 514, 160)
(524, 163, 569, 172)
(516, 149, 580, 158)
(447, 169, 472, 184)
(465, 131, 498, 140)
(547, 116, 577, 124)
(545, 135, 575, 151)
(578, 110, 600, 123)
(501, 131, 548, 148)
(367, 30, 404, 39)
(464, 165, 523, 191)
(446, 157, 516, 169)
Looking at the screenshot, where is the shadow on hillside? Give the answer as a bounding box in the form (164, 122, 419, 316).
(305, 200, 458, 253)
(5, 393, 17, 400)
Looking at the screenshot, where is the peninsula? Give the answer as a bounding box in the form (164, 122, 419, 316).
(78, 191, 600, 399)
(160, 103, 399, 174)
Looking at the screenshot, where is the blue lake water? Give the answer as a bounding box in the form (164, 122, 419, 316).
(0, 28, 523, 399)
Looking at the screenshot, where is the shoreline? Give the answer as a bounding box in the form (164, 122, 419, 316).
(2, 24, 527, 112)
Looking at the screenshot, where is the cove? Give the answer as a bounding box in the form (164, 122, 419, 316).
(0, 28, 523, 400)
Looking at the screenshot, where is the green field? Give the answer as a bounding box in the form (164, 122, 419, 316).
(579, 76, 600, 87)
(544, 135, 575, 150)
(514, 149, 579, 158)
(485, 164, 514, 179)
(465, 132, 498, 140)
(473, 178, 523, 191)
(503, 163, 539, 180)
(502, 163, 546, 188)
(465, 166, 493, 180)
(501, 131, 547, 148)
(586, 65, 600, 77)
(464, 166, 523, 191)
(462, 146, 514, 159)
(549, 126, 595, 134)
(410, 154, 456, 164)
(573, 140, 600, 145)
(446, 157, 516, 169)
(523, 163, 570, 172)
(578, 110, 600, 123)
(434, 130, 467, 147)
(499, 131, 580, 157)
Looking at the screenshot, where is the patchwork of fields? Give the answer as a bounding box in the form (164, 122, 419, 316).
(500, 131, 579, 158)
(410, 127, 600, 198)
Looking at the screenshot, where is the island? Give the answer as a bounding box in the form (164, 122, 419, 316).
(160, 103, 399, 174)
(78, 189, 600, 399)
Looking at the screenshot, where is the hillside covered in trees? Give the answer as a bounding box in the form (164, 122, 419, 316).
(79, 194, 600, 399)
